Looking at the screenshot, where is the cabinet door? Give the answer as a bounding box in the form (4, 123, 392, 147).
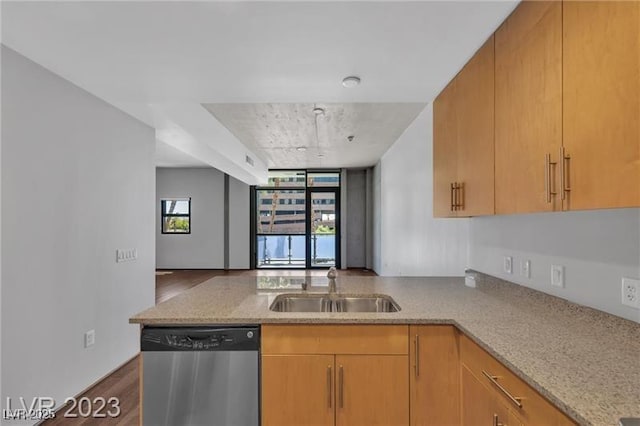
(336, 355, 409, 426)
(433, 79, 459, 218)
(262, 355, 334, 426)
(461, 365, 509, 426)
(409, 326, 459, 426)
(562, 1, 640, 210)
(495, 1, 563, 214)
(456, 35, 495, 217)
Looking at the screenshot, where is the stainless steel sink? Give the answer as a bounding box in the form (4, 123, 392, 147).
(334, 296, 400, 313)
(269, 294, 400, 313)
(269, 294, 332, 312)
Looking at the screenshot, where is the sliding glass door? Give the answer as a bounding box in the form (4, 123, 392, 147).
(254, 170, 340, 269)
(256, 189, 306, 267)
(308, 189, 338, 268)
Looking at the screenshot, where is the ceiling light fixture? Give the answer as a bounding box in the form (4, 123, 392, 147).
(342, 76, 361, 88)
(296, 146, 307, 152)
(313, 105, 326, 159)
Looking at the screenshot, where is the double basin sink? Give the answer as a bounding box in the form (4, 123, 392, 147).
(270, 293, 401, 313)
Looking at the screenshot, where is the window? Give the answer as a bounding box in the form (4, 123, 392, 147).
(161, 198, 191, 234)
(307, 172, 340, 187)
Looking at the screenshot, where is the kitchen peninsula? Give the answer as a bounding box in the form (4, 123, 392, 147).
(131, 273, 640, 425)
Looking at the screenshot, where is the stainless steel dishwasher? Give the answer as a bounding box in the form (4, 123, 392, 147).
(141, 326, 260, 426)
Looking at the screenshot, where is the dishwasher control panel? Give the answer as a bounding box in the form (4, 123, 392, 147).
(141, 326, 260, 351)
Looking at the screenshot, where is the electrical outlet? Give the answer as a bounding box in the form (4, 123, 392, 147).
(521, 260, 531, 279)
(551, 265, 564, 288)
(503, 256, 513, 274)
(84, 330, 95, 348)
(621, 277, 640, 308)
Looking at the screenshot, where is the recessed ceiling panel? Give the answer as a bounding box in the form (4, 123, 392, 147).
(203, 103, 426, 168)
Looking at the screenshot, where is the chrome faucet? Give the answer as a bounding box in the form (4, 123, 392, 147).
(327, 267, 337, 294)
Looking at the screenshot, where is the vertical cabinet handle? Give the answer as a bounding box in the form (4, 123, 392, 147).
(327, 365, 332, 409)
(560, 146, 571, 200)
(450, 183, 455, 211)
(544, 154, 557, 203)
(414, 335, 420, 377)
(338, 365, 344, 408)
(450, 182, 463, 211)
(493, 414, 504, 426)
(454, 183, 459, 211)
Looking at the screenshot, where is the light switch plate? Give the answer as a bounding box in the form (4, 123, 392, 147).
(503, 256, 513, 274)
(84, 330, 95, 348)
(551, 265, 564, 288)
(521, 260, 531, 279)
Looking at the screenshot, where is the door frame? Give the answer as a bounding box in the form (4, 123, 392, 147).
(306, 187, 341, 269)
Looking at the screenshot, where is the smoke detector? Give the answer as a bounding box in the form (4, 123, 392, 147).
(342, 76, 361, 88)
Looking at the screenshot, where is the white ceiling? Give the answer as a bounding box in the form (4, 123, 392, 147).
(155, 140, 209, 168)
(2, 1, 518, 173)
(203, 103, 426, 168)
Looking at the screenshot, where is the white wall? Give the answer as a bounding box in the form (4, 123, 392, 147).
(228, 175, 250, 269)
(375, 104, 469, 276)
(156, 168, 225, 269)
(156, 168, 250, 269)
(1, 46, 155, 417)
(469, 209, 640, 322)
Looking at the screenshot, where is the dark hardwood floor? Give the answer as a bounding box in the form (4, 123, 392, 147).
(44, 268, 375, 425)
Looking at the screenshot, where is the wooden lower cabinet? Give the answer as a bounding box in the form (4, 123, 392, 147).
(336, 355, 409, 426)
(262, 354, 334, 426)
(460, 335, 575, 426)
(261, 325, 575, 426)
(261, 325, 409, 426)
(461, 364, 510, 426)
(410, 325, 460, 426)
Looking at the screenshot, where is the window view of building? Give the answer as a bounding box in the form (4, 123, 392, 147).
(255, 171, 339, 268)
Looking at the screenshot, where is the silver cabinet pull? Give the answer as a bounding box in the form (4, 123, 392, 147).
(560, 146, 571, 200)
(454, 183, 459, 211)
(493, 413, 505, 426)
(414, 334, 420, 377)
(450, 183, 455, 211)
(545, 154, 557, 203)
(327, 365, 332, 409)
(482, 370, 523, 408)
(458, 182, 464, 211)
(338, 365, 344, 408)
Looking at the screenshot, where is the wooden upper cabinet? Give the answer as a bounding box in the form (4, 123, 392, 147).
(409, 326, 460, 426)
(433, 79, 459, 218)
(433, 35, 495, 218)
(562, 1, 640, 210)
(495, 1, 563, 214)
(455, 35, 495, 217)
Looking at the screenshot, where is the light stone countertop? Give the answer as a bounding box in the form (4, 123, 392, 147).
(130, 273, 640, 426)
